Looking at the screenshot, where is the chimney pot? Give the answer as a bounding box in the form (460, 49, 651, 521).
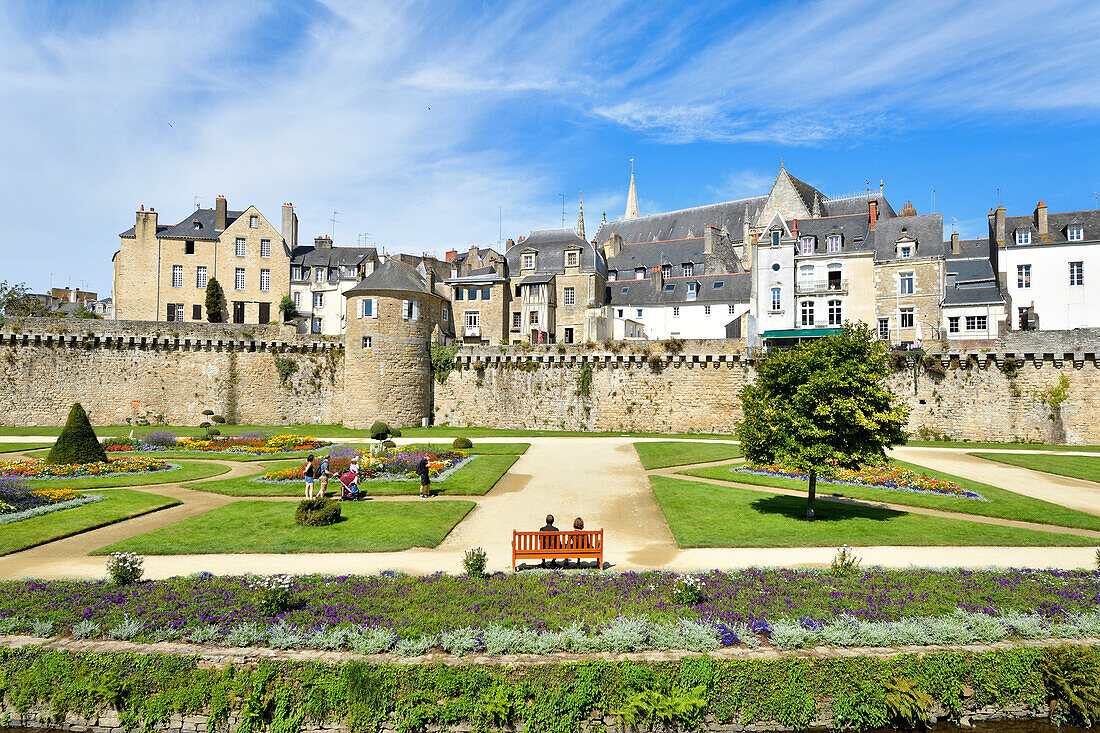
(215, 195, 228, 230)
(1035, 200, 1048, 238)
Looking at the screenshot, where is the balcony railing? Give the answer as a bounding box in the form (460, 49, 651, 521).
(795, 279, 848, 295)
(464, 325, 481, 337)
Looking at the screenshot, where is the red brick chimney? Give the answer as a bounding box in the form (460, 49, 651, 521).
(868, 200, 878, 229)
(444, 249, 458, 263)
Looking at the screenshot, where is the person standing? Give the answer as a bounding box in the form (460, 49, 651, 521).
(316, 454, 331, 498)
(302, 454, 316, 499)
(416, 457, 431, 499)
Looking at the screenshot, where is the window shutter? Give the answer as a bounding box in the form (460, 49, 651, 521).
(356, 299, 363, 318)
(166, 304, 174, 321)
(413, 300, 419, 320)
(402, 300, 410, 320)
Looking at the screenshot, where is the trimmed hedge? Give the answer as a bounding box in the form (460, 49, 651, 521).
(294, 498, 341, 526)
(0, 646, 1083, 732)
(45, 403, 107, 465)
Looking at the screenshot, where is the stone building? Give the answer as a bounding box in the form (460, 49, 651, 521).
(868, 212, 946, 344)
(113, 196, 291, 324)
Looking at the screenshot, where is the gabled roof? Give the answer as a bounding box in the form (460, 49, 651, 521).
(821, 193, 896, 219)
(291, 245, 377, 268)
(344, 259, 441, 298)
(594, 196, 767, 246)
(862, 213, 945, 261)
(789, 213, 872, 253)
(606, 235, 732, 277)
(119, 207, 247, 240)
(505, 229, 607, 276)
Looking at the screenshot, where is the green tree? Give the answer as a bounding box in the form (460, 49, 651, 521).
(71, 305, 102, 319)
(205, 278, 225, 323)
(0, 280, 49, 320)
(736, 323, 909, 519)
(278, 294, 297, 323)
(47, 402, 108, 465)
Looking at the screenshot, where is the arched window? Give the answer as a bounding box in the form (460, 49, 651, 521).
(799, 265, 815, 290)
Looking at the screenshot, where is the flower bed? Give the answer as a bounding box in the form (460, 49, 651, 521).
(260, 445, 468, 482)
(0, 475, 83, 515)
(736, 462, 985, 500)
(104, 432, 329, 455)
(0, 494, 104, 525)
(0, 456, 170, 479)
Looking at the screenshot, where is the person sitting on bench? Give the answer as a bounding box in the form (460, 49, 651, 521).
(539, 514, 558, 566)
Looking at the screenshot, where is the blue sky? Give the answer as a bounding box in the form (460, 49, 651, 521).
(2, 0, 1099, 296)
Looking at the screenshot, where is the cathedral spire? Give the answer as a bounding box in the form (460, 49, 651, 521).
(576, 191, 585, 240)
(624, 159, 640, 220)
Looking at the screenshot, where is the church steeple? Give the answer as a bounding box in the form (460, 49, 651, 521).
(576, 191, 585, 240)
(624, 159, 640, 220)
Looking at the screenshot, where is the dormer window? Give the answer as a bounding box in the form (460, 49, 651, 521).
(900, 246, 912, 258)
(895, 238, 916, 258)
(522, 253, 535, 269)
(682, 263, 694, 277)
(772, 231, 781, 247)
(827, 235, 841, 253)
(635, 268, 645, 280)
(661, 264, 671, 278)
(1068, 225, 1084, 242)
(193, 221, 202, 230)
(565, 250, 579, 267)
(799, 236, 813, 254)
(686, 282, 697, 301)
(1016, 230, 1032, 245)
(608, 270, 616, 281)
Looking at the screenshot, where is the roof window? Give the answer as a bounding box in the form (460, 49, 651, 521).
(713, 281, 724, 288)
(663, 284, 675, 291)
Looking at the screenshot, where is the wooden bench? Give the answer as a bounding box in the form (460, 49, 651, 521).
(512, 529, 604, 570)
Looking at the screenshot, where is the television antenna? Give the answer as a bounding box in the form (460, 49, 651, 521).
(930, 187, 936, 213)
(330, 210, 341, 238)
(194, 195, 201, 210)
(558, 194, 568, 228)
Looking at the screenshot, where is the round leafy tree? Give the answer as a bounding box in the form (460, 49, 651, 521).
(370, 421, 392, 441)
(736, 323, 909, 519)
(46, 402, 108, 465)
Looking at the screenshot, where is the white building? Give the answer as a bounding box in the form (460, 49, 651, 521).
(940, 234, 1005, 342)
(290, 236, 378, 335)
(995, 203, 1100, 331)
(609, 272, 751, 340)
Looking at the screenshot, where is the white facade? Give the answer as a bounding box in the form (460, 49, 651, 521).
(1002, 242, 1099, 331)
(610, 301, 749, 340)
(941, 303, 1005, 341)
(751, 232, 797, 335)
(291, 261, 376, 335)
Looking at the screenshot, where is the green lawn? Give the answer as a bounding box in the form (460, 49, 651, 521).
(186, 455, 519, 497)
(634, 441, 742, 470)
(0, 442, 52, 454)
(972, 453, 1100, 483)
(404, 442, 530, 455)
(907, 440, 1100, 452)
(95, 500, 476, 554)
(26, 460, 230, 490)
(0, 489, 180, 556)
(678, 460, 1100, 532)
(649, 476, 1095, 548)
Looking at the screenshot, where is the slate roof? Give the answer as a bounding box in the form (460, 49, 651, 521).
(1004, 209, 1100, 246)
(787, 172, 823, 213)
(608, 272, 751, 306)
(821, 193, 896, 219)
(945, 238, 989, 259)
(446, 266, 505, 284)
(291, 245, 377, 268)
(943, 256, 1004, 306)
(453, 247, 498, 266)
(593, 196, 767, 246)
(344, 259, 441, 297)
(120, 208, 246, 240)
(862, 213, 945, 261)
(519, 273, 555, 285)
(505, 229, 607, 276)
(788, 214, 872, 254)
(606, 236, 728, 277)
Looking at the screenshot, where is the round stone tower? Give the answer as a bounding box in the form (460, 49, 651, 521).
(343, 259, 445, 429)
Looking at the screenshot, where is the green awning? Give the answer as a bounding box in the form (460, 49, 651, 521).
(759, 328, 843, 339)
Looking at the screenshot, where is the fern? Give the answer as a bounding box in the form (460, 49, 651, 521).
(883, 677, 932, 728)
(1041, 646, 1100, 727)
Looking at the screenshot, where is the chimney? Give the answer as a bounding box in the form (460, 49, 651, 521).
(314, 235, 332, 249)
(951, 231, 961, 255)
(135, 206, 158, 240)
(215, 195, 227, 230)
(869, 200, 878, 229)
(469, 245, 481, 269)
(604, 231, 623, 260)
(1035, 201, 1048, 239)
(946, 272, 957, 289)
(281, 203, 298, 247)
(653, 264, 663, 291)
(990, 205, 1006, 248)
(444, 249, 458, 263)
(425, 268, 435, 295)
(704, 225, 717, 257)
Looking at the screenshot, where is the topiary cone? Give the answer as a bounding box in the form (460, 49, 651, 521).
(46, 402, 108, 465)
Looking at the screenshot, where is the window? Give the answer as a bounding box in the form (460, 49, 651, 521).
(771, 287, 781, 311)
(315, 268, 324, 283)
(672, 307, 680, 317)
(1070, 261, 1084, 286)
(827, 299, 842, 326)
(192, 304, 202, 320)
(293, 291, 300, 308)
(563, 287, 575, 305)
(608, 270, 617, 281)
(311, 317, 322, 334)
(686, 282, 697, 300)
(172, 265, 183, 287)
(466, 287, 477, 301)
(512, 312, 521, 330)
(566, 251, 578, 267)
(704, 305, 711, 315)
(663, 284, 675, 291)
(636, 308, 643, 318)
(359, 298, 374, 318)
(529, 311, 539, 325)
(185, 240, 195, 255)
(900, 308, 914, 328)
(635, 268, 645, 280)
(291, 266, 302, 281)
(1016, 230, 1031, 245)
(442, 309, 449, 324)
(362, 336, 372, 349)
(801, 236, 815, 254)
(260, 239, 270, 258)
(878, 318, 889, 340)
(661, 264, 671, 278)
(402, 299, 418, 320)
(948, 316, 960, 334)
(522, 253, 534, 269)
(481, 286, 491, 300)
(467, 311, 481, 328)
(728, 304, 736, 314)
(682, 263, 694, 277)
(260, 269, 270, 291)
(235, 238, 246, 257)
(235, 268, 245, 291)
(800, 301, 814, 326)
(193, 221, 202, 230)
(249, 215, 258, 228)
(772, 231, 781, 246)
(899, 272, 914, 295)
(175, 304, 184, 322)
(827, 263, 842, 290)
(713, 280, 724, 288)
(1068, 225, 1084, 242)
(313, 293, 323, 308)
(1017, 264, 1031, 288)
(899, 246, 912, 258)
(799, 264, 815, 288)
(965, 315, 988, 331)
(455, 288, 463, 301)
(827, 235, 841, 253)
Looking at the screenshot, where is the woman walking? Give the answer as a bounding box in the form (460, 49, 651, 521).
(302, 454, 316, 499)
(416, 457, 431, 499)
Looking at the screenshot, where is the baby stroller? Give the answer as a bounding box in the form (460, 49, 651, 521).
(339, 470, 362, 501)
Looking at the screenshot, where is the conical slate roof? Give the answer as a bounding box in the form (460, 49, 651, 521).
(344, 259, 439, 297)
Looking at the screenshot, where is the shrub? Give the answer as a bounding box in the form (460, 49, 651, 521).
(922, 354, 946, 377)
(370, 421, 392, 441)
(46, 403, 107, 465)
(647, 354, 664, 371)
(463, 546, 487, 576)
(1041, 646, 1100, 727)
(72, 619, 100, 639)
(382, 440, 396, 449)
(267, 623, 304, 650)
(254, 574, 294, 614)
(308, 628, 349, 650)
(198, 422, 212, 428)
(105, 552, 144, 585)
(394, 636, 434, 656)
(883, 678, 933, 728)
(391, 428, 402, 438)
(224, 623, 264, 647)
(107, 615, 144, 640)
(205, 428, 221, 437)
(440, 627, 483, 656)
(671, 574, 705, 604)
(295, 497, 341, 526)
(453, 437, 473, 449)
(211, 415, 226, 424)
(30, 619, 54, 638)
(201, 409, 214, 416)
(349, 627, 397, 654)
(830, 545, 862, 577)
(185, 624, 222, 645)
(142, 430, 178, 447)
